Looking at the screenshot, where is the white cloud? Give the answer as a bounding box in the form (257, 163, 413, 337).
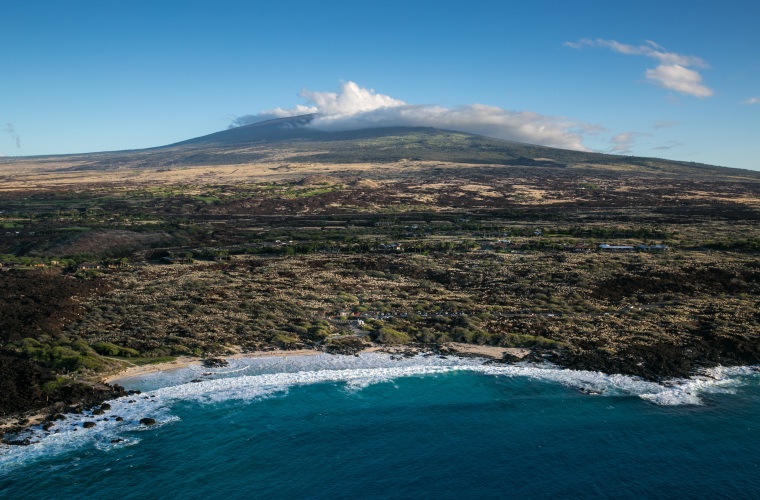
(645, 64, 712, 98)
(229, 82, 402, 128)
(565, 38, 713, 98)
(261, 104, 320, 119)
(744, 97, 760, 105)
(566, 39, 706, 67)
(301, 81, 405, 116)
(609, 131, 650, 153)
(311, 102, 589, 150)
(230, 105, 318, 127)
(233, 82, 591, 151)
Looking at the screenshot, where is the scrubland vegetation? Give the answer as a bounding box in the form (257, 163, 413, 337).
(2, 127, 760, 418)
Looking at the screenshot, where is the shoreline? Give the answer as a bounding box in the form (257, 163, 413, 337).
(102, 344, 530, 385)
(3, 348, 330, 435)
(101, 348, 328, 384)
(3, 344, 758, 440)
(2, 344, 524, 436)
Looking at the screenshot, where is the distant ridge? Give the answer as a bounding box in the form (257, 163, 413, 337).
(169, 114, 321, 146)
(168, 114, 469, 147)
(2, 114, 755, 178)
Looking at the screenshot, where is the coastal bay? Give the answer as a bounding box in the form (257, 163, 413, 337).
(3, 351, 760, 498)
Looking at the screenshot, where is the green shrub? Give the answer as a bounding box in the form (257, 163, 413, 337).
(374, 327, 410, 344)
(119, 346, 141, 357)
(78, 354, 106, 371)
(171, 345, 193, 355)
(502, 333, 565, 349)
(271, 332, 300, 347)
(143, 347, 173, 358)
(41, 376, 68, 395)
(92, 342, 121, 356)
(308, 326, 331, 340)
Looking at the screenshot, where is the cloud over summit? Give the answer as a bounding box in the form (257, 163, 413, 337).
(303, 81, 405, 117)
(231, 82, 589, 151)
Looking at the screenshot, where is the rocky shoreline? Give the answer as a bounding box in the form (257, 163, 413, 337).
(1, 344, 502, 443)
(547, 332, 760, 381)
(0, 382, 129, 445)
(3, 340, 759, 446)
(321, 338, 760, 381)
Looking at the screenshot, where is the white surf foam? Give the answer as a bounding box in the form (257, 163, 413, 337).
(137, 353, 757, 409)
(2, 353, 758, 471)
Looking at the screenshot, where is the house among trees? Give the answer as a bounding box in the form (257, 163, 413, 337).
(598, 243, 635, 252)
(77, 262, 102, 270)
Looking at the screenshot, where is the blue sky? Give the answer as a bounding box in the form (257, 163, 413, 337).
(2, 0, 759, 170)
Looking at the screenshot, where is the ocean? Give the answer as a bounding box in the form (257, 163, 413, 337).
(2, 353, 759, 499)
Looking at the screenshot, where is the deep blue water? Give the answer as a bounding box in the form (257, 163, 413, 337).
(2, 354, 759, 499)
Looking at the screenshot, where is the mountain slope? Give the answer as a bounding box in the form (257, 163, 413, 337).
(170, 114, 322, 146)
(1, 114, 756, 179)
(151, 115, 760, 175)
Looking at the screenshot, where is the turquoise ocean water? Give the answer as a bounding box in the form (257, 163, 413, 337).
(2, 353, 760, 499)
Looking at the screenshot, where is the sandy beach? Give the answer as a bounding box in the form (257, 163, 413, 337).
(103, 344, 525, 384)
(3, 344, 521, 434)
(102, 348, 326, 384)
(444, 343, 530, 359)
(1, 344, 524, 433)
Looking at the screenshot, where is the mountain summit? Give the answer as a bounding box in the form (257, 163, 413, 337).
(171, 114, 320, 146)
(157, 115, 738, 174)
(1, 115, 749, 177)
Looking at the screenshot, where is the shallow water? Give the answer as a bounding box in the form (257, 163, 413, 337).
(2, 354, 760, 498)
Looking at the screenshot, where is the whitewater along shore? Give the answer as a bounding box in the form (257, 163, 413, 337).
(1, 343, 525, 442)
(6, 336, 760, 444)
(102, 348, 326, 384)
(5, 329, 760, 444)
(102, 344, 528, 384)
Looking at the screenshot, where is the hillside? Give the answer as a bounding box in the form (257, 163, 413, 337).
(2, 114, 760, 426)
(2, 115, 756, 180)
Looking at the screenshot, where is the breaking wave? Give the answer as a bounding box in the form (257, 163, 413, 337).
(2, 353, 758, 470)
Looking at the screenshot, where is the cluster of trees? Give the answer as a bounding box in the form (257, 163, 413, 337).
(16, 337, 108, 373)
